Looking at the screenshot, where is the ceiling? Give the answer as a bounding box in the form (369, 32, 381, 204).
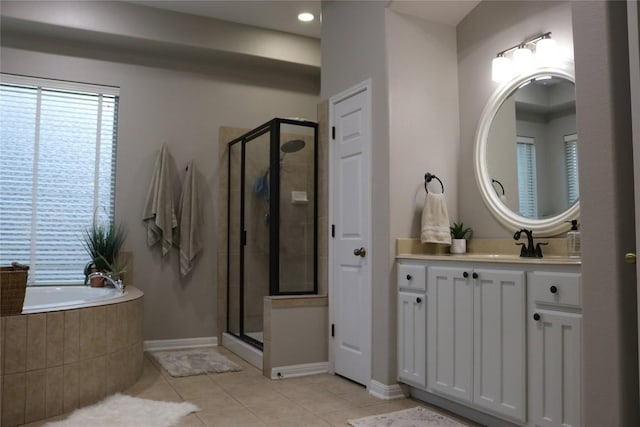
(130, 1, 480, 39)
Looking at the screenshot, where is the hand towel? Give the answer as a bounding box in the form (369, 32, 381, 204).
(142, 144, 178, 256)
(420, 192, 452, 245)
(178, 160, 203, 276)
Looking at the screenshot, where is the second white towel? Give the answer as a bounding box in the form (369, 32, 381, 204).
(420, 192, 452, 245)
(178, 161, 203, 276)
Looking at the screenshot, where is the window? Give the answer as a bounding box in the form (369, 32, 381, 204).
(0, 74, 119, 285)
(516, 136, 538, 218)
(564, 133, 579, 205)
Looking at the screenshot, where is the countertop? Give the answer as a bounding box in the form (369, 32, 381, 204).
(396, 238, 581, 266)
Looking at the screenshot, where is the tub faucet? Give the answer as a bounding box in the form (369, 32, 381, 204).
(87, 272, 125, 293)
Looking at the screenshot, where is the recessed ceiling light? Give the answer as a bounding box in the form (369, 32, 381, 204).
(298, 12, 314, 22)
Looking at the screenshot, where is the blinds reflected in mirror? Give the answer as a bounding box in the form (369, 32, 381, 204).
(564, 134, 579, 206)
(516, 136, 538, 218)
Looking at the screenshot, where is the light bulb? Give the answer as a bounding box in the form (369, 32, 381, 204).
(513, 46, 534, 73)
(535, 36, 557, 65)
(491, 55, 512, 83)
(298, 12, 314, 22)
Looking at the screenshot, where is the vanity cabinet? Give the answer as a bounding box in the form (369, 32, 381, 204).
(427, 266, 526, 422)
(397, 257, 581, 427)
(397, 263, 427, 388)
(528, 272, 582, 427)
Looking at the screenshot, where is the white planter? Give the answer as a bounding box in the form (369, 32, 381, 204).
(450, 239, 467, 254)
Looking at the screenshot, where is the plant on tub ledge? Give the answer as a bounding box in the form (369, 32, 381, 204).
(82, 222, 127, 287)
(450, 222, 472, 254)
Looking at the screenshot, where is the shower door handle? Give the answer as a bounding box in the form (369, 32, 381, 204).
(353, 247, 367, 258)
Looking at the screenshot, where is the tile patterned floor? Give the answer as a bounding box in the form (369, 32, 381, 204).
(22, 347, 477, 427)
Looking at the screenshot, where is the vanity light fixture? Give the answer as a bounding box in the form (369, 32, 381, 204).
(491, 32, 558, 83)
(297, 12, 314, 22)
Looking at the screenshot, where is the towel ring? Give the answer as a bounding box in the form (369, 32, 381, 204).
(491, 179, 505, 196)
(424, 173, 444, 194)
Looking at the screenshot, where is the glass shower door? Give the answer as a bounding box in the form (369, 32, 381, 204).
(242, 133, 270, 346)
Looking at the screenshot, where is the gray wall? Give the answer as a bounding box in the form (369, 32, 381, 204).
(0, 3, 320, 341)
(573, 1, 639, 425)
(321, 0, 393, 385)
(457, 0, 574, 237)
(321, 1, 460, 386)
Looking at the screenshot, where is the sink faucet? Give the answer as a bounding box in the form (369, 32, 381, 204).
(87, 272, 125, 293)
(514, 229, 547, 258)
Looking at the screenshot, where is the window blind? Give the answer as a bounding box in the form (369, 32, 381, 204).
(564, 134, 579, 205)
(0, 74, 119, 285)
(516, 136, 538, 218)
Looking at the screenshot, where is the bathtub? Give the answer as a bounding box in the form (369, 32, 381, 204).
(1, 286, 144, 427)
(22, 286, 127, 314)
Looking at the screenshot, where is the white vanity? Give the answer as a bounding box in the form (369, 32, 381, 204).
(397, 252, 581, 427)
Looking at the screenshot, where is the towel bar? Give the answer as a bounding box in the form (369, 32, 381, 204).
(424, 173, 444, 194)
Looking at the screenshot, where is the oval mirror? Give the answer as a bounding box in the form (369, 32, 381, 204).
(474, 61, 578, 236)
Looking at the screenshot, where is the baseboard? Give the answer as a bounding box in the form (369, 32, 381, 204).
(143, 336, 218, 352)
(368, 379, 406, 400)
(270, 362, 329, 379)
(221, 332, 263, 370)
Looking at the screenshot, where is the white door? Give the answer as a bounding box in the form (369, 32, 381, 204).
(398, 290, 426, 388)
(473, 269, 526, 422)
(427, 266, 473, 402)
(329, 80, 372, 386)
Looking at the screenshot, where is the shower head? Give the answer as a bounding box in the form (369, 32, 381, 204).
(281, 139, 305, 153)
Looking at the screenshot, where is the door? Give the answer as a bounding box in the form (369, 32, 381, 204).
(398, 290, 426, 388)
(427, 266, 473, 402)
(529, 309, 582, 427)
(627, 0, 640, 380)
(329, 80, 372, 386)
(473, 269, 526, 422)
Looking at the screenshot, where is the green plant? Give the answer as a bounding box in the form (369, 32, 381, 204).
(82, 222, 127, 273)
(450, 222, 472, 240)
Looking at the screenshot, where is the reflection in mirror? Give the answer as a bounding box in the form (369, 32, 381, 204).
(487, 76, 578, 219)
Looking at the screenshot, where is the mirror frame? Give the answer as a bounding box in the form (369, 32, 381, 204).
(473, 60, 578, 236)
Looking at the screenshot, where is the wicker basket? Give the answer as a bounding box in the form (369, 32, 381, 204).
(1, 264, 29, 316)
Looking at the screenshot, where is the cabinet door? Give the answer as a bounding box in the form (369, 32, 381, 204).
(427, 267, 473, 402)
(398, 291, 427, 388)
(530, 310, 582, 427)
(473, 269, 526, 422)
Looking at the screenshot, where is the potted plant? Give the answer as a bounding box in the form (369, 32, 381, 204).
(82, 222, 126, 287)
(450, 222, 472, 254)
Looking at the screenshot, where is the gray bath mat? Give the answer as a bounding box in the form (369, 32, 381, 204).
(348, 406, 467, 427)
(150, 347, 242, 377)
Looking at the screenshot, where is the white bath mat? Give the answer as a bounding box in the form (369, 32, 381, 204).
(44, 393, 198, 427)
(348, 406, 468, 427)
(150, 347, 242, 377)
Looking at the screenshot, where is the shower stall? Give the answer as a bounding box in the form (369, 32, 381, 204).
(227, 118, 318, 350)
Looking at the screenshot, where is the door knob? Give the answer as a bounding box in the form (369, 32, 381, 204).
(353, 247, 367, 258)
(625, 253, 637, 264)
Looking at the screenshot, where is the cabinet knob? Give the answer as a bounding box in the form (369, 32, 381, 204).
(549, 285, 558, 294)
(406, 274, 412, 281)
(472, 272, 479, 279)
(533, 313, 541, 321)
(463, 272, 469, 278)
(416, 297, 422, 304)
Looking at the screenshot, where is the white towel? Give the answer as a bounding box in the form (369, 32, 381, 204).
(142, 144, 178, 256)
(420, 193, 452, 245)
(178, 161, 203, 276)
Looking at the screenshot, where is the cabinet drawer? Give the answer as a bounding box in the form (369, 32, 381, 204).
(398, 264, 427, 291)
(529, 272, 581, 308)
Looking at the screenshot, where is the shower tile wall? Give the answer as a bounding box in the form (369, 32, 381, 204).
(279, 132, 315, 294)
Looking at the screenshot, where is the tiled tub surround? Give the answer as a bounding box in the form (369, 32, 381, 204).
(1, 287, 144, 426)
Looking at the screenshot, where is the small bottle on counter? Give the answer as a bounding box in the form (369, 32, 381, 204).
(566, 219, 581, 258)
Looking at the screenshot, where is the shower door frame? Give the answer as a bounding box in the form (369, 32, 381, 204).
(226, 118, 319, 350)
